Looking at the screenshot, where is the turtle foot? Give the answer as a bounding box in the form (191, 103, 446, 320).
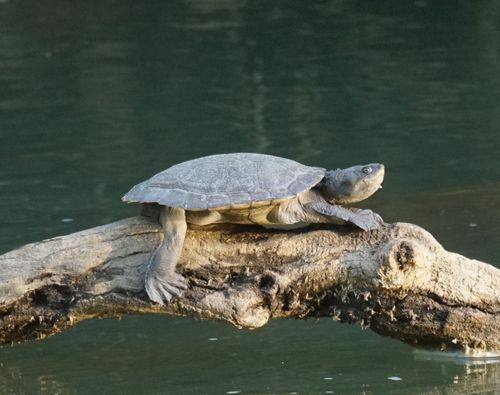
(145, 271, 189, 305)
(349, 209, 384, 231)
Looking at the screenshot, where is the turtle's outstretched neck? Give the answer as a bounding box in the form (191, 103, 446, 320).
(144, 206, 188, 304)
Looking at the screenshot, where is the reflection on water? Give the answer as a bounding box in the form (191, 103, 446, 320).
(0, 0, 499, 394)
(0, 317, 498, 395)
(414, 349, 500, 364)
(414, 349, 500, 395)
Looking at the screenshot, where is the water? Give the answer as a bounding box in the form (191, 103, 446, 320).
(1, 0, 499, 393)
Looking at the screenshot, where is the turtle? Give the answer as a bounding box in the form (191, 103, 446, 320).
(122, 153, 385, 305)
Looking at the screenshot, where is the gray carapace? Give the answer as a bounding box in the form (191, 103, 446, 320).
(123, 153, 385, 305)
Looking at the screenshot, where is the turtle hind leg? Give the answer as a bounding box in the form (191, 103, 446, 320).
(144, 206, 189, 304)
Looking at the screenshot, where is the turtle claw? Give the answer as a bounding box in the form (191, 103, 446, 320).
(168, 272, 190, 289)
(349, 209, 384, 231)
(145, 272, 189, 305)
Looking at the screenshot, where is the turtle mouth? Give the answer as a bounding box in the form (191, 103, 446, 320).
(373, 165, 385, 190)
(366, 173, 383, 196)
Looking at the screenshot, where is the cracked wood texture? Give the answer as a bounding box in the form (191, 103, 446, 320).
(0, 216, 499, 353)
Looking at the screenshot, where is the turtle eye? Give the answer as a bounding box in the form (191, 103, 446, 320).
(362, 166, 372, 175)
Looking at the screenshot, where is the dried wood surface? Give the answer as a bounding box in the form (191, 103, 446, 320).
(0, 216, 499, 353)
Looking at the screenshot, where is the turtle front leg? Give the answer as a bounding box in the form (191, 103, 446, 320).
(145, 206, 189, 304)
(303, 201, 384, 231)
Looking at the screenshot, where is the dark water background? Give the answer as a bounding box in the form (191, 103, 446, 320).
(0, 0, 499, 393)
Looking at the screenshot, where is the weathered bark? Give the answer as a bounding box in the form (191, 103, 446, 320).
(0, 216, 499, 353)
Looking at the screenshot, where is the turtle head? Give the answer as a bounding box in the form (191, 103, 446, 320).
(319, 163, 385, 204)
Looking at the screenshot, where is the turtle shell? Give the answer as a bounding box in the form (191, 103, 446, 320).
(122, 153, 326, 210)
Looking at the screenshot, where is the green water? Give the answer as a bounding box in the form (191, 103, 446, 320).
(1, 0, 499, 393)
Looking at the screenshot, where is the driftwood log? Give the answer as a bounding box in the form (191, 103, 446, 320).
(0, 216, 499, 353)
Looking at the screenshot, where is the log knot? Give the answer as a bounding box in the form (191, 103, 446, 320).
(378, 238, 422, 290)
(395, 241, 417, 270)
